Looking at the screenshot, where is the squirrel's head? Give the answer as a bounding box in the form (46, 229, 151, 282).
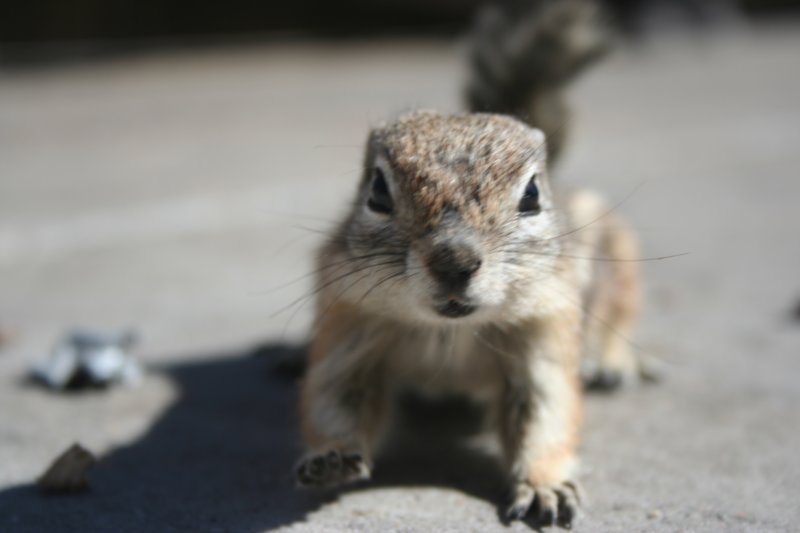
(326, 111, 566, 325)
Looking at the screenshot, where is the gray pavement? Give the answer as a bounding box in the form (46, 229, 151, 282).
(1, 25, 799, 532)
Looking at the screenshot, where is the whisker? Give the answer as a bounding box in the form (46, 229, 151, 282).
(540, 278, 678, 366)
(255, 251, 406, 296)
(542, 181, 646, 243)
(503, 250, 690, 264)
(255, 208, 341, 225)
(270, 258, 404, 318)
(356, 271, 406, 304)
(291, 224, 332, 236)
(310, 263, 407, 330)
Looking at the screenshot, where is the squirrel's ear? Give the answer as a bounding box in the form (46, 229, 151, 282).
(528, 128, 548, 160)
(362, 130, 382, 181)
(366, 129, 381, 151)
(528, 127, 546, 146)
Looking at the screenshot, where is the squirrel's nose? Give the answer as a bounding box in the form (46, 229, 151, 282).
(428, 241, 483, 289)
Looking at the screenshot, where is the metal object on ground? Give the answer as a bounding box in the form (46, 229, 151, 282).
(32, 329, 142, 390)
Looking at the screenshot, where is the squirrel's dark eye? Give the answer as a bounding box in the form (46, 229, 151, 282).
(367, 167, 393, 214)
(518, 175, 541, 216)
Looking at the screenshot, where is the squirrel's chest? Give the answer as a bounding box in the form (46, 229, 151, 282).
(382, 326, 504, 400)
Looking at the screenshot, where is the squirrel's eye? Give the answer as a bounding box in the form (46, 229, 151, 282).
(518, 175, 541, 216)
(367, 167, 393, 214)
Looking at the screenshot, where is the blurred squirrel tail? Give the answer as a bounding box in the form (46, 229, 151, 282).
(466, 0, 612, 165)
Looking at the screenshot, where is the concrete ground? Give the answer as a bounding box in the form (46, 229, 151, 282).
(1, 24, 799, 533)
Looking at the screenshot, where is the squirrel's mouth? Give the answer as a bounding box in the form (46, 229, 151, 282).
(434, 299, 476, 318)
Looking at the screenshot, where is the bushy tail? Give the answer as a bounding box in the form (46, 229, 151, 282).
(466, 0, 612, 166)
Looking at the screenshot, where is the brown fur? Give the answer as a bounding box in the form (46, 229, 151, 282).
(372, 112, 542, 236)
(297, 111, 641, 527)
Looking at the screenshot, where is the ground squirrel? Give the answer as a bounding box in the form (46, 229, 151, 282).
(296, 1, 640, 528)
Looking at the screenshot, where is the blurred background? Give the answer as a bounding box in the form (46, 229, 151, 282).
(1, 0, 798, 52)
(1, 1, 799, 532)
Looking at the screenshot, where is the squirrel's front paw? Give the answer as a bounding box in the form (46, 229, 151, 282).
(296, 450, 370, 488)
(506, 480, 583, 529)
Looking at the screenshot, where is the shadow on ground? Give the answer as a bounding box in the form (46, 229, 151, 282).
(0, 344, 516, 533)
